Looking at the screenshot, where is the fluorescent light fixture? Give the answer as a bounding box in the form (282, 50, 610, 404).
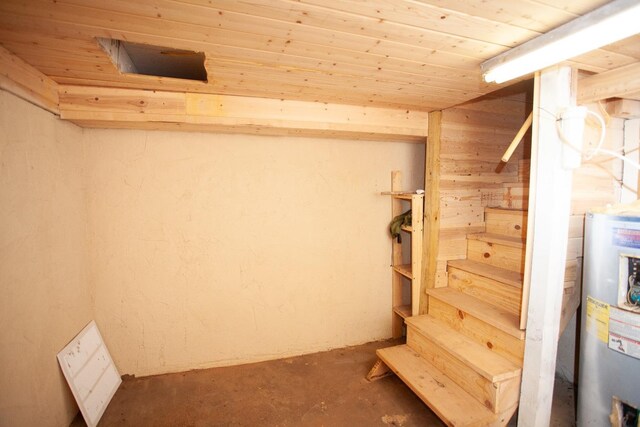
(482, 0, 640, 84)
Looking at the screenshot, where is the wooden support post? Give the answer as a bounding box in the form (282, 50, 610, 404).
(518, 66, 576, 426)
(391, 171, 404, 338)
(420, 111, 441, 314)
(410, 194, 423, 316)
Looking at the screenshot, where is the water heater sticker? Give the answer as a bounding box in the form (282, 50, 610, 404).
(612, 228, 640, 248)
(586, 296, 609, 343)
(608, 307, 640, 359)
(609, 333, 640, 359)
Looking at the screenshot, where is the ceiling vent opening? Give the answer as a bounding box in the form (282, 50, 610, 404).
(97, 38, 207, 82)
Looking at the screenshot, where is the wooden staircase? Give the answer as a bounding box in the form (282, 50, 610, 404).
(369, 207, 528, 426)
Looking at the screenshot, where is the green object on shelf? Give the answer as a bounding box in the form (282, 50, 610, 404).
(390, 209, 411, 243)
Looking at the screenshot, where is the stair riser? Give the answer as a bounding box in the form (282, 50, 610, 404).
(407, 327, 519, 413)
(447, 267, 522, 315)
(428, 296, 524, 366)
(467, 240, 524, 272)
(376, 345, 497, 426)
(485, 211, 528, 239)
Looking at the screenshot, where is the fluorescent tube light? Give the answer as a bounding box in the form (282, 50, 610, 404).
(482, 0, 640, 84)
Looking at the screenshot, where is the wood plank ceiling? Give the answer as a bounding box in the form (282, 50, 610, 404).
(0, 0, 639, 112)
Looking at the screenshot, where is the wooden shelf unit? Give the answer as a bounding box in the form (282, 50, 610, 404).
(386, 171, 424, 338)
(393, 305, 412, 319)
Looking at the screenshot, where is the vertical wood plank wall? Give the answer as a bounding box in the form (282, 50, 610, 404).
(430, 90, 531, 289)
(514, 103, 623, 330)
(564, 106, 624, 328)
(519, 107, 623, 259)
(425, 92, 623, 295)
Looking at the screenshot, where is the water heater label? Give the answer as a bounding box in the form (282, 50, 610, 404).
(609, 334, 640, 359)
(608, 306, 640, 360)
(612, 228, 640, 249)
(586, 296, 610, 343)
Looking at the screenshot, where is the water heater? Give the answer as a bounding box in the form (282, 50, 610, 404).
(577, 208, 640, 426)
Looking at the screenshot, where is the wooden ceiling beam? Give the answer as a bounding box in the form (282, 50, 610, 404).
(0, 44, 59, 114)
(578, 62, 640, 104)
(605, 98, 640, 118)
(58, 86, 429, 142)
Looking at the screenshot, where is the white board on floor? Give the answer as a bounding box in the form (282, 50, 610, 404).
(57, 320, 121, 427)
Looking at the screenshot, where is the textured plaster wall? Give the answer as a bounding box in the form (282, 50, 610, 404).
(86, 129, 424, 376)
(0, 89, 424, 423)
(0, 92, 92, 426)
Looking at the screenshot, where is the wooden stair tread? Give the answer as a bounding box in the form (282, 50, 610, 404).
(406, 315, 521, 382)
(447, 259, 523, 288)
(377, 345, 497, 426)
(426, 287, 525, 339)
(467, 233, 524, 248)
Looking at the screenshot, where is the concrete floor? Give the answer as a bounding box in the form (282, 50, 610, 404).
(72, 340, 575, 426)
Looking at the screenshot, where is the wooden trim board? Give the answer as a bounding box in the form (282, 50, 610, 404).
(58, 86, 429, 142)
(420, 110, 442, 314)
(0, 44, 59, 114)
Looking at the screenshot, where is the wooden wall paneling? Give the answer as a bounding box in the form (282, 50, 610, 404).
(420, 111, 442, 314)
(440, 107, 530, 130)
(0, 28, 101, 52)
(414, 0, 606, 33)
(206, 64, 482, 105)
(59, 0, 505, 59)
(0, 44, 59, 114)
(204, 59, 484, 97)
(0, 0, 491, 68)
(429, 90, 529, 305)
(199, 0, 538, 46)
(606, 34, 640, 60)
(0, 0, 635, 114)
(570, 110, 624, 215)
(14, 53, 117, 72)
(578, 62, 640, 104)
(204, 57, 489, 93)
(571, 49, 638, 73)
(0, 41, 109, 63)
(0, 11, 485, 110)
(0, 10, 464, 81)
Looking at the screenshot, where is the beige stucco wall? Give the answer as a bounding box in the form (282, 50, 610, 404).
(0, 90, 424, 423)
(0, 92, 92, 426)
(86, 128, 424, 376)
